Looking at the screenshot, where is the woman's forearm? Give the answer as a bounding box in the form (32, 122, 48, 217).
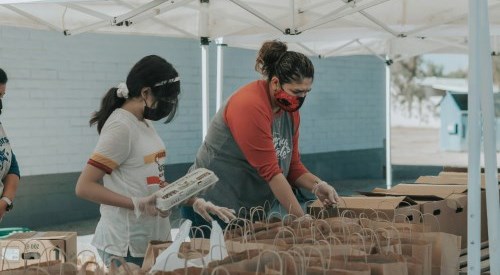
(268, 173, 304, 217)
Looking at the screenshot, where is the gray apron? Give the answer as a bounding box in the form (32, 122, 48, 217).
(190, 102, 294, 213)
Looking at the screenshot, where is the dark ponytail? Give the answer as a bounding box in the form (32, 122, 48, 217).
(255, 40, 314, 84)
(89, 87, 126, 134)
(90, 55, 180, 134)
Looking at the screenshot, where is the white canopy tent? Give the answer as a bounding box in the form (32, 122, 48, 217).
(0, 0, 499, 273)
(2, 0, 500, 56)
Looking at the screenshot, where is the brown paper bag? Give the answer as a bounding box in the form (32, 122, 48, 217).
(400, 238, 432, 275)
(142, 240, 173, 271)
(292, 243, 367, 258)
(343, 254, 409, 275)
(360, 219, 431, 233)
(404, 255, 424, 275)
(5, 260, 79, 275)
(398, 231, 460, 275)
(158, 250, 264, 275)
(365, 220, 460, 275)
(300, 257, 371, 275)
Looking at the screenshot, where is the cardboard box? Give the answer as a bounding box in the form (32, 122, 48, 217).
(308, 196, 421, 223)
(366, 184, 468, 200)
(416, 194, 471, 248)
(416, 173, 500, 189)
(360, 183, 487, 248)
(0, 231, 76, 271)
(438, 171, 500, 181)
(416, 175, 478, 186)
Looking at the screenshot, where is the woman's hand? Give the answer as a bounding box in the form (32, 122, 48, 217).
(131, 194, 171, 218)
(159, 180, 168, 188)
(312, 181, 339, 207)
(192, 198, 236, 223)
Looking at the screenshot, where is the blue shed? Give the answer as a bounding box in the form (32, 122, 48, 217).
(440, 91, 500, 151)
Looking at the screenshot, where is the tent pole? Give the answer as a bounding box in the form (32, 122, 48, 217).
(201, 38, 209, 140)
(478, 0, 500, 273)
(323, 39, 357, 57)
(216, 38, 226, 112)
(65, 0, 194, 36)
(4, 5, 62, 32)
(296, 43, 319, 56)
(62, 3, 111, 20)
(64, 20, 109, 36)
(467, 0, 483, 273)
(385, 56, 392, 189)
(112, 0, 168, 24)
(199, 0, 210, 140)
(228, 0, 285, 33)
(359, 10, 399, 37)
(356, 40, 386, 62)
(298, 0, 390, 33)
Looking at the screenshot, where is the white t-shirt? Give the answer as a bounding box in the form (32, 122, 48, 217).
(89, 108, 171, 257)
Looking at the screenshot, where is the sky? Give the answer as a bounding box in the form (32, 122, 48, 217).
(422, 54, 469, 75)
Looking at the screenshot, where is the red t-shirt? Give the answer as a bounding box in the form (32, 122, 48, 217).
(223, 79, 308, 184)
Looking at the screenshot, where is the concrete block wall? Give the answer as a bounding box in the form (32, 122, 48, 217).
(300, 55, 385, 153)
(0, 25, 385, 228)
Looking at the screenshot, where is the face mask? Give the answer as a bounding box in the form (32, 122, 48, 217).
(274, 88, 305, 112)
(144, 98, 175, 121)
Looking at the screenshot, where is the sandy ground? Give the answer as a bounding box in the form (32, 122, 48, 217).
(391, 127, 500, 167)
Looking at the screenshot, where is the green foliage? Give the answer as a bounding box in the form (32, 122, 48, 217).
(493, 55, 500, 85)
(390, 56, 427, 118)
(446, 69, 468, 78)
(391, 55, 500, 122)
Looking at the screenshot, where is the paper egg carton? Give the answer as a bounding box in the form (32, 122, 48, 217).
(155, 168, 219, 211)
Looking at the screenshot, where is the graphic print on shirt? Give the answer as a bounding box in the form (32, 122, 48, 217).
(273, 132, 291, 160)
(144, 150, 166, 185)
(0, 136, 10, 173)
(0, 148, 8, 171)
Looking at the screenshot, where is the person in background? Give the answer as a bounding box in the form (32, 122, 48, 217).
(0, 68, 20, 222)
(181, 41, 339, 236)
(75, 55, 235, 267)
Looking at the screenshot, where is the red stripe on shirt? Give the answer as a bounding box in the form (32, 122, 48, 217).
(88, 159, 112, 174)
(147, 176, 161, 185)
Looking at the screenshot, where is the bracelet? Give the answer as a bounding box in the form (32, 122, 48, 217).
(312, 179, 323, 194)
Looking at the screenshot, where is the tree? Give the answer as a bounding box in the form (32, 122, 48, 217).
(446, 69, 467, 78)
(493, 55, 500, 86)
(391, 57, 451, 120)
(424, 62, 444, 77)
(390, 56, 426, 118)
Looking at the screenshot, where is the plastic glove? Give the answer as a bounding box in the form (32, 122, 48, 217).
(312, 181, 339, 207)
(131, 194, 171, 219)
(192, 198, 236, 223)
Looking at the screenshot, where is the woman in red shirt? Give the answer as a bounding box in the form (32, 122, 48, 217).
(182, 41, 339, 235)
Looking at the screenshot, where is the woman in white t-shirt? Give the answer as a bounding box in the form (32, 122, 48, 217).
(76, 55, 235, 267)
